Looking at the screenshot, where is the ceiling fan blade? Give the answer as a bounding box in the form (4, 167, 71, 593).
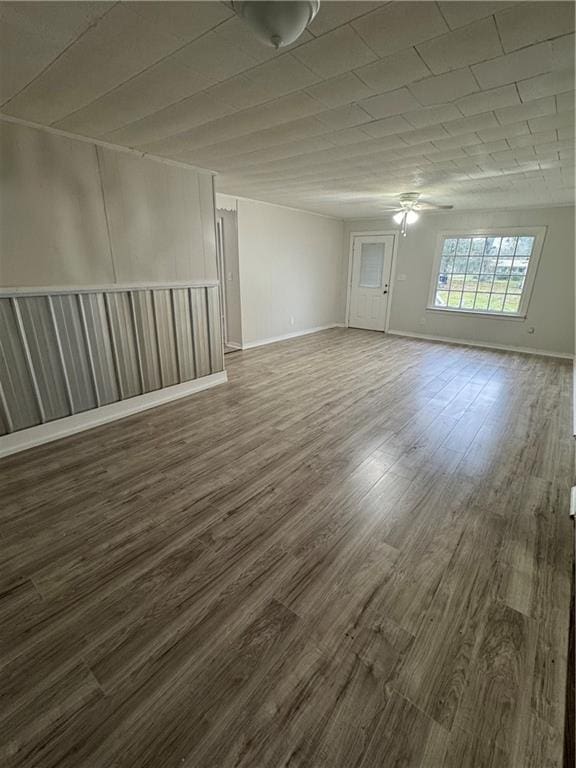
(417, 202, 454, 210)
(378, 206, 403, 211)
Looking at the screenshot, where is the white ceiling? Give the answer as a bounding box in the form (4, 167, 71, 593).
(1, 1, 574, 218)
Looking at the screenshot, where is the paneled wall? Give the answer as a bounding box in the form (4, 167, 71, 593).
(0, 121, 114, 286)
(97, 146, 217, 283)
(0, 121, 222, 442)
(0, 285, 223, 436)
(0, 120, 217, 286)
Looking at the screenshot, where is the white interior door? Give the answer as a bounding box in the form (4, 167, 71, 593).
(348, 235, 394, 331)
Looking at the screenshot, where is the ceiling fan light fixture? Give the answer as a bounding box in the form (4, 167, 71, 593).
(406, 210, 419, 224)
(388, 192, 453, 235)
(232, 1, 320, 49)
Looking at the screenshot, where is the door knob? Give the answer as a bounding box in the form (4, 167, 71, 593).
(383, 290, 388, 294)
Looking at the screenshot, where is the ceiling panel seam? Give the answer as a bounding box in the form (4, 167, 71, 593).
(0, 1, 120, 110)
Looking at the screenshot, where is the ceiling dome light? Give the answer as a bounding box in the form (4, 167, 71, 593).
(406, 210, 419, 224)
(232, 1, 320, 49)
(393, 211, 404, 224)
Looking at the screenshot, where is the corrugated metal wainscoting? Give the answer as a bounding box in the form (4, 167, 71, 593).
(0, 283, 224, 436)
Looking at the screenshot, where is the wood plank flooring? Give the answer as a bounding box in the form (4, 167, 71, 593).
(0, 328, 573, 768)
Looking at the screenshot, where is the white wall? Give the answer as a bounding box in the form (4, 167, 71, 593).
(217, 194, 345, 345)
(344, 206, 575, 357)
(0, 120, 217, 287)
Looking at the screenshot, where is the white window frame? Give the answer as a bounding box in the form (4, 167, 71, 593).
(427, 226, 547, 319)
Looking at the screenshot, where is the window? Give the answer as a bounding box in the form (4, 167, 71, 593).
(359, 242, 385, 288)
(428, 228, 546, 317)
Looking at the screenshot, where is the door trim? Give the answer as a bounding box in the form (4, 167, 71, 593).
(345, 230, 398, 332)
(215, 215, 228, 347)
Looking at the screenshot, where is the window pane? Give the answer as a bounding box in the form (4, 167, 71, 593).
(441, 255, 456, 273)
(437, 272, 449, 289)
(489, 294, 505, 311)
(478, 274, 494, 292)
(512, 256, 529, 274)
(474, 294, 490, 310)
(443, 238, 457, 255)
(448, 291, 462, 307)
(359, 242, 384, 287)
(503, 295, 521, 313)
(496, 257, 513, 273)
(500, 236, 517, 255)
(492, 277, 509, 293)
(484, 237, 501, 255)
(464, 274, 479, 291)
(450, 274, 465, 291)
(516, 236, 535, 255)
(467, 256, 482, 273)
(454, 257, 468, 272)
(461, 292, 476, 308)
(471, 237, 485, 255)
(456, 238, 471, 255)
(481, 257, 497, 274)
(435, 290, 448, 307)
(507, 276, 525, 294)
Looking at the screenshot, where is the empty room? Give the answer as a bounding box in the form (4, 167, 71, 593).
(1, 1, 575, 766)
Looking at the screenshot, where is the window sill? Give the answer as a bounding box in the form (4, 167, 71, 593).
(426, 307, 526, 321)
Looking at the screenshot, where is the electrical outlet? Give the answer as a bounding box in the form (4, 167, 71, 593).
(527, 326, 535, 334)
(289, 315, 295, 326)
(418, 316, 426, 326)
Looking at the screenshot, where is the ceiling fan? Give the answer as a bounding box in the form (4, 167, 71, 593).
(381, 193, 454, 236)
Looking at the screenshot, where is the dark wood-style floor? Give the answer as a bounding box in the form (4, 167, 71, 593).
(1, 329, 573, 768)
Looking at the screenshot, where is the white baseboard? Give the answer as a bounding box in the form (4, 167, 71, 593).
(0, 371, 227, 459)
(242, 323, 344, 350)
(387, 329, 574, 360)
